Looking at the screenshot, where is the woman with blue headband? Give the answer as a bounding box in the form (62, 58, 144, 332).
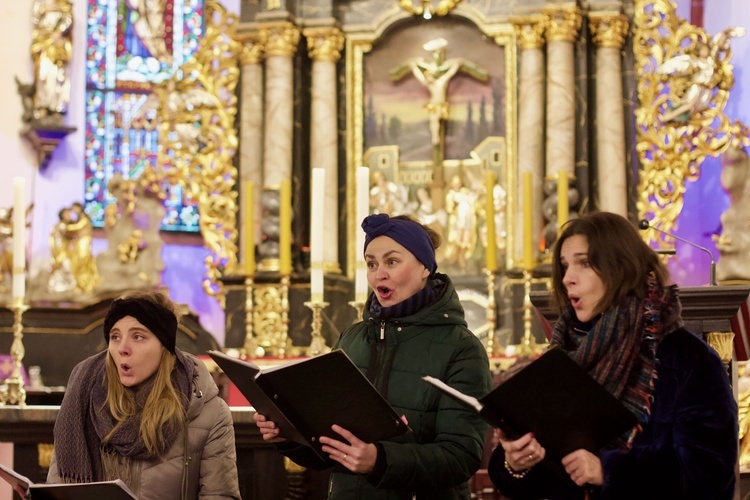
(254, 213, 493, 499)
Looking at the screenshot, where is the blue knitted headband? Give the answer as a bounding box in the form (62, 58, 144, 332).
(362, 213, 437, 275)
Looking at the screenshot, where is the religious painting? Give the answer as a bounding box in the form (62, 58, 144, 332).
(84, 0, 205, 232)
(362, 17, 506, 162)
(347, 14, 516, 276)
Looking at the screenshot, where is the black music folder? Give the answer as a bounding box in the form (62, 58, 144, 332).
(208, 349, 410, 461)
(423, 348, 638, 461)
(0, 463, 136, 500)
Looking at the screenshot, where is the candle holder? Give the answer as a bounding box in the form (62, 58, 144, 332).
(0, 300, 28, 406)
(304, 300, 331, 356)
(348, 299, 366, 323)
(277, 275, 291, 358)
(484, 269, 497, 357)
(241, 275, 260, 358)
(515, 270, 538, 357)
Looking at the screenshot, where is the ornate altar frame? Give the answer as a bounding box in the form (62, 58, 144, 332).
(343, 4, 518, 278)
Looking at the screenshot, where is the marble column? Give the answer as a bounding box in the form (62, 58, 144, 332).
(305, 27, 344, 274)
(258, 22, 300, 271)
(512, 16, 546, 270)
(543, 5, 581, 240)
(590, 13, 629, 216)
(239, 39, 265, 262)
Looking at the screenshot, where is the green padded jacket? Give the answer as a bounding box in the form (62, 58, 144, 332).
(283, 274, 493, 499)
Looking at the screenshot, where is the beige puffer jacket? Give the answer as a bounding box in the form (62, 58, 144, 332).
(48, 354, 240, 499)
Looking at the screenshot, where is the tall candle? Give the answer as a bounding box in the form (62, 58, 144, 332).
(310, 168, 325, 301)
(484, 170, 497, 272)
(557, 170, 569, 233)
(279, 179, 292, 276)
(243, 181, 255, 275)
(12, 177, 25, 302)
(522, 172, 534, 270)
(355, 167, 370, 301)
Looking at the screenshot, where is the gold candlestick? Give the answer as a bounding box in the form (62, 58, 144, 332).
(348, 300, 366, 323)
(516, 270, 537, 357)
(485, 269, 497, 357)
(278, 275, 290, 358)
(241, 275, 259, 357)
(304, 301, 330, 356)
(1, 300, 28, 406)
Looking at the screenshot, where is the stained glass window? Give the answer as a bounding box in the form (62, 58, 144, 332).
(84, 0, 204, 232)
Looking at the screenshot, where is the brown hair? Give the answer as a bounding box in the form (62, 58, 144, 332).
(551, 212, 669, 314)
(104, 290, 186, 457)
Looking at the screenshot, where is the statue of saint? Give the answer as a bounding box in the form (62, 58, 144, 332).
(658, 27, 745, 123)
(715, 147, 750, 281)
(48, 202, 99, 294)
(444, 174, 479, 272)
(390, 38, 489, 145)
(369, 171, 408, 215)
(31, 0, 74, 120)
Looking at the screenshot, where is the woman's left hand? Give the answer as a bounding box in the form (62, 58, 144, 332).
(319, 424, 378, 474)
(562, 449, 603, 487)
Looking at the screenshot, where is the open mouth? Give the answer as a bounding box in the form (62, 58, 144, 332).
(377, 286, 394, 300)
(569, 295, 581, 307)
(120, 363, 132, 375)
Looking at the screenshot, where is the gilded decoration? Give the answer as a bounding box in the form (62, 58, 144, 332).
(589, 13, 629, 49)
(397, 0, 463, 18)
(305, 27, 345, 63)
(633, 0, 750, 246)
(260, 23, 301, 58)
(511, 15, 546, 51)
(344, 10, 517, 278)
(155, 0, 243, 302)
(542, 4, 582, 43)
(239, 37, 265, 65)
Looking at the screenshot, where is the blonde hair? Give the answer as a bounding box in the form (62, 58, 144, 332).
(103, 290, 187, 457)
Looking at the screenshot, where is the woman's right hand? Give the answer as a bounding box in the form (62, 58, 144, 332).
(253, 413, 286, 443)
(496, 429, 546, 472)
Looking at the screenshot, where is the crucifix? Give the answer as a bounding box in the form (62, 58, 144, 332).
(390, 37, 489, 209)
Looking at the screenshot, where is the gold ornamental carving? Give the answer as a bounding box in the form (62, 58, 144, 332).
(633, 0, 750, 246)
(543, 5, 582, 43)
(260, 23, 301, 58)
(397, 0, 462, 18)
(511, 16, 546, 50)
(589, 13, 629, 49)
(305, 28, 345, 63)
(155, 0, 243, 302)
(240, 38, 265, 66)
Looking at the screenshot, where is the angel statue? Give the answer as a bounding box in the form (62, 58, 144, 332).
(657, 27, 746, 123)
(48, 202, 99, 294)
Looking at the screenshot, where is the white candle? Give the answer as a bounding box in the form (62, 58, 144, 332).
(310, 168, 325, 301)
(355, 167, 370, 302)
(12, 177, 26, 302)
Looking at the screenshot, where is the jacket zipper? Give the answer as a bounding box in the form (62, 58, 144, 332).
(380, 320, 385, 340)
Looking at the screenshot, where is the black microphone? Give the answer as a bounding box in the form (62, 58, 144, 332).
(638, 219, 717, 286)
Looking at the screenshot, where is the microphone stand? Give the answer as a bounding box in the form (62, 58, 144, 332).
(639, 220, 717, 286)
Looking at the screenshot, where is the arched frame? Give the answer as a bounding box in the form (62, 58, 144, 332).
(343, 5, 518, 278)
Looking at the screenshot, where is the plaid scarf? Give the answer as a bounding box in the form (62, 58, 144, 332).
(54, 349, 193, 482)
(550, 273, 683, 449)
(367, 274, 446, 320)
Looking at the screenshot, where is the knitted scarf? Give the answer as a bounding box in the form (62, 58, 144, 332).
(550, 273, 683, 449)
(368, 274, 446, 321)
(54, 349, 194, 483)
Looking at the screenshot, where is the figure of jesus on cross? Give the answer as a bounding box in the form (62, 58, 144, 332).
(390, 37, 489, 146)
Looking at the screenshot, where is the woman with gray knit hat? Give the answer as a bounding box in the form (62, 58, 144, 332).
(254, 213, 493, 499)
(45, 289, 240, 499)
